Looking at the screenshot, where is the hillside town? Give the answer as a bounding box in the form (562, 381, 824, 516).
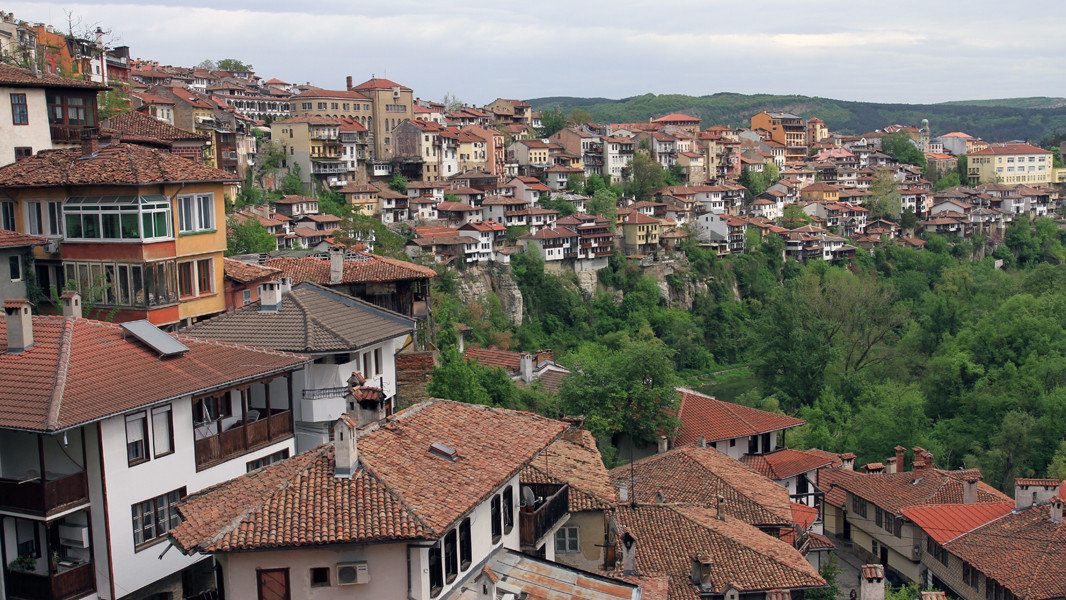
(0, 8, 1065, 600)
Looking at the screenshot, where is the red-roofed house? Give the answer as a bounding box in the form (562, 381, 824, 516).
(967, 143, 1053, 185)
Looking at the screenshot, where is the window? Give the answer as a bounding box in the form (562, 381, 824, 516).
(875, 507, 883, 527)
(9, 256, 21, 282)
(503, 485, 514, 534)
(193, 394, 232, 425)
(197, 258, 214, 294)
(243, 289, 252, 305)
(25, 201, 62, 236)
(47, 93, 94, 126)
(429, 540, 443, 597)
(363, 352, 372, 378)
(14, 146, 31, 160)
(374, 348, 383, 376)
(247, 449, 290, 472)
(64, 195, 170, 241)
(177, 193, 215, 233)
(0, 201, 14, 230)
(9, 92, 29, 123)
(444, 529, 458, 583)
(458, 517, 472, 570)
(310, 566, 330, 588)
(178, 261, 195, 297)
(490, 494, 502, 543)
(131, 488, 184, 548)
(257, 568, 290, 600)
(851, 495, 867, 518)
(15, 519, 39, 557)
(556, 526, 580, 554)
(63, 261, 173, 308)
(126, 411, 149, 465)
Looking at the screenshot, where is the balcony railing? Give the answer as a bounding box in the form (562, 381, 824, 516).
(0, 472, 89, 517)
(4, 562, 95, 600)
(194, 410, 293, 471)
(519, 482, 569, 549)
(49, 125, 90, 144)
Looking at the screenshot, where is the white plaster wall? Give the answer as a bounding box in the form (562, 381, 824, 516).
(99, 391, 295, 597)
(0, 87, 52, 166)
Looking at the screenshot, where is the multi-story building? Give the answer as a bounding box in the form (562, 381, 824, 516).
(0, 12, 39, 68)
(0, 298, 309, 600)
(484, 98, 532, 125)
(751, 111, 808, 163)
(348, 77, 414, 161)
(29, 24, 107, 83)
(0, 63, 107, 163)
(602, 136, 635, 184)
(464, 124, 506, 178)
(0, 229, 45, 301)
(549, 127, 603, 177)
(213, 92, 290, 123)
(966, 143, 1053, 185)
(509, 139, 551, 168)
(619, 211, 660, 254)
(0, 137, 238, 326)
(393, 118, 444, 180)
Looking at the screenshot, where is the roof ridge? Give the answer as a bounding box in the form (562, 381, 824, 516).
(45, 317, 76, 430)
(284, 291, 314, 351)
(715, 398, 758, 435)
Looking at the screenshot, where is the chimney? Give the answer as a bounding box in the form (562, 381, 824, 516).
(840, 452, 856, 471)
(864, 463, 885, 475)
(476, 568, 497, 600)
(1051, 499, 1063, 524)
(920, 592, 947, 600)
(519, 353, 534, 382)
(4, 299, 33, 353)
(886, 457, 898, 474)
(913, 447, 927, 470)
(60, 291, 82, 318)
(329, 245, 344, 285)
(619, 531, 637, 573)
(617, 482, 629, 503)
(894, 445, 906, 471)
(259, 281, 282, 312)
(696, 435, 707, 449)
(690, 553, 712, 588)
(963, 476, 979, 504)
(716, 494, 727, 521)
(657, 435, 668, 454)
(332, 415, 358, 479)
(923, 450, 935, 469)
(912, 459, 927, 472)
(346, 75, 353, 90)
(859, 564, 885, 600)
(80, 127, 100, 156)
(278, 276, 293, 293)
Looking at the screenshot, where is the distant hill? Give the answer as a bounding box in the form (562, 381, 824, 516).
(527, 93, 1066, 143)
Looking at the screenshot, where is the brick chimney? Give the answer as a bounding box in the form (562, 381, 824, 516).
(859, 565, 885, 600)
(840, 452, 856, 471)
(80, 127, 100, 156)
(332, 415, 359, 479)
(4, 299, 33, 353)
(963, 476, 980, 504)
(329, 245, 344, 285)
(60, 291, 82, 319)
(894, 445, 906, 471)
(922, 450, 936, 470)
(346, 75, 353, 90)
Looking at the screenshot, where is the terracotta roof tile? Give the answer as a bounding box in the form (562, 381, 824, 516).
(900, 502, 1015, 545)
(0, 143, 239, 187)
(609, 445, 794, 527)
(521, 428, 617, 511)
(673, 388, 805, 445)
(611, 504, 825, 600)
(170, 400, 568, 552)
(0, 229, 46, 248)
(103, 110, 208, 142)
(740, 449, 835, 480)
(222, 258, 281, 284)
(825, 467, 1011, 514)
(0, 316, 308, 431)
(263, 252, 435, 285)
(0, 63, 108, 90)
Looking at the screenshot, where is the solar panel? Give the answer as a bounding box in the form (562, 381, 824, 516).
(120, 320, 189, 357)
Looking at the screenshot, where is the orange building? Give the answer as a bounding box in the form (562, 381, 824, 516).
(750, 111, 808, 163)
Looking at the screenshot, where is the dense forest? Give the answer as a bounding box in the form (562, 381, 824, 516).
(526, 93, 1066, 143)
(428, 218, 1066, 492)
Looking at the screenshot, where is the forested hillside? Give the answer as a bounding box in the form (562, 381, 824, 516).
(527, 93, 1066, 142)
(428, 220, 1066, 492)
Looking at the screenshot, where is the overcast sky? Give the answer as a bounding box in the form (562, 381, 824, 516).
(9, 0, 1064, 105)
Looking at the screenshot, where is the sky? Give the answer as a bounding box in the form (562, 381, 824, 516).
(8, 0, 1065, 105)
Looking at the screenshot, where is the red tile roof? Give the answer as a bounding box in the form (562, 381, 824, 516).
(0, 229, 46, 248)
(900, 502, 1015, 545)
(0, 316, 308, 432)
(351, 78, 411, 91)
(944, 503, 1066, 600)
(292, 86, 369, 100)
(673, 388, 806, 445)
(170, 400, 567, 552)
(826, 467, 1011, 514)
(222, 258, 282, 284)
(521, 428, 617, 511)
(0, 143, 239, 187)
(969, 143, 1050, 156)
(264, 253, 436, 284)
(741, 449, 836, 480)
(609, 445, 794, 527)
(611, 504, 825, 600)
(103, 110, 209, 142)
(464, 347, 522, 371)
(0, 63, 108, 90)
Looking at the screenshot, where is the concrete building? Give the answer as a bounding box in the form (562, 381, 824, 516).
(966, 143, 1053, 185)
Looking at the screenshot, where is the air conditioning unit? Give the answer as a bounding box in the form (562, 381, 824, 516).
(58, 524, 89, 548)
(44, 238, 60, 254)
(336, 561, 369, 585)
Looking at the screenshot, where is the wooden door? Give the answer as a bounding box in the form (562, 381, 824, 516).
(257, 568, 290, 600)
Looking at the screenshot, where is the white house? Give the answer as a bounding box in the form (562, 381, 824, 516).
(0, 296, 309, 600)
(181, 280, 416, 452)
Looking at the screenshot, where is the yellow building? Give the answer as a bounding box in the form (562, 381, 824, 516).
(966, 143, 1054, 185)
(800, 182, 841, 203)
(0, 139, 235, 326)
(620, 211, 660, 254)
(339, 183, 380, 216)
(750, 111, 807, 163)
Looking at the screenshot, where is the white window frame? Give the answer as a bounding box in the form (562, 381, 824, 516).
(24, 200, 63, 237)
(177, 193, 215, 233)
(0, 201, 15, 231)
(555, 526, 580, 553)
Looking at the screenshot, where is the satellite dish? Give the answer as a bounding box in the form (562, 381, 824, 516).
(521, 486, 536, 507)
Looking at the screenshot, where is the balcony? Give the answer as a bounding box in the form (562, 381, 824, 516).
(519, 482, 570, 549)
(0, 472, 89, 518)
(4, 562, 95, 600)
(194, 410, 293, 470)
(49, 125, 89, 144)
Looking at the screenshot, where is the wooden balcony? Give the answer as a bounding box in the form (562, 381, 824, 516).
(0, 472, 89, 517)
(519, 482, 569, 549)
(194, 410, 293, 471)
(4, 562, 95, 600)
(49, 125, 89, 144)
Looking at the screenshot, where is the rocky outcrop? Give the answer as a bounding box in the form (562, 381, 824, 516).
(454, 265, 524, 326)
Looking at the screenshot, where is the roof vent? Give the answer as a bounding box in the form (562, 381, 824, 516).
(429, 441, 458, 460)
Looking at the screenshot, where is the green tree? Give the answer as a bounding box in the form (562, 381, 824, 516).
(587, 189, 618, 222)
(956, 154, 969, 183)
(389, 174, 409, 193)
(195, 59, 216, 71)
(97, 83, 131, 121)
(279, 163, 304, 195)
(625, 153, 667, 200)
(566, 173, 585, 192)
(882, 131, 927, 168)
(540, 195, 577, 216)
(805, 555, 842, 600)
(226, 217, 277, 255)
(559, 337, 680, 444)
(538, 106, 568, 137)
(780, 204, 810, 229)
(933, 172, 961, 191)
(427, 347, 491, 406)
(867, 168, 902, 220)
(216, 58, 253, 72)
(569, 108, 594, 126)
